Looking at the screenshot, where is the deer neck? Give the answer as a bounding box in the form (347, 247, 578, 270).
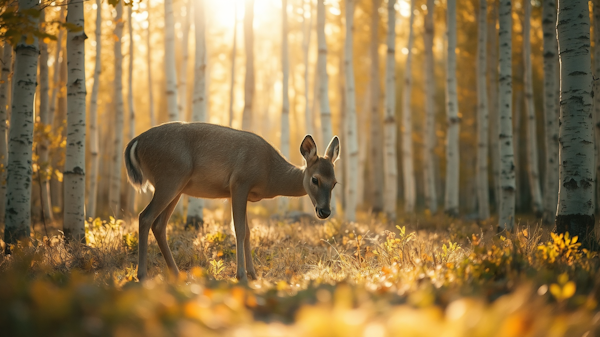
(269, 156, 307, 197)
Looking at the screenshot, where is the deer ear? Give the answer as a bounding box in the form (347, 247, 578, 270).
(300, 135, 318, 164)
(325, 136, 340, 164)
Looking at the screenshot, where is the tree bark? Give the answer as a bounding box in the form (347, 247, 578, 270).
(343, 0, 359, 222)
(383, 0, 397, 220)
(555, 0, 595, 241)
(476, 0, 489, 220)
(423, 0, 437, 213)
(402, 0, 416, 213)
(126, 4, 137, 217)
(179, 0, 192, 121)
(445, 0, 460, 216)
(593, 0, 600, 215)
(229, 2, 238, 127)
(147, 0, 156, 127)
(186, 0, 208, 228)
(368, 0, 384, 212)
(165, 0, 179, 121)
(63, 0, 87, 242)
(0, 43, 12, 226)
(4, 0, 39, 246)
(242, 0, 255, 131)
(37, 8, 54, 225)
(523, 0, 543, 217)
(498, 0, 515, 230)
(109, 1, 125, 218)
(278, 0, 290, 214)
(87, 0, 102, 219)
(488, 0, 500, 211)
(542, 0, 559, 223)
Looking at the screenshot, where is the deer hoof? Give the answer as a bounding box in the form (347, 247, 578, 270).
(248, 270, 258, 280)
(236, 272, 248, 284)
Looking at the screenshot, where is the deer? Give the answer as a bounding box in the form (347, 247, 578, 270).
(124, 122, 340, 282)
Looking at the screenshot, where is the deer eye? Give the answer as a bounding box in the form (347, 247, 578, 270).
(311, 177, 318, 185)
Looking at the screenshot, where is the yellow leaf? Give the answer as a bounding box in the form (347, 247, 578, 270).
(562, 281, 576, 299)
(558, 273, 569, 285)
(549, 283, 562, 299)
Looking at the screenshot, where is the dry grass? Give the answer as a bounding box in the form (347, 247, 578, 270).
(1, 206, 599, 336)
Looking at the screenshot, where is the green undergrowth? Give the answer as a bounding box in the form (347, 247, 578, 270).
(0, 212, 599, 336)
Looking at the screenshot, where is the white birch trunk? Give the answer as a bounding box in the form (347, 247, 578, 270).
(126, 4, 137, 217)
(0, 43, 12, 226)
(4, 0, 38, 245)
(147, 0, 156, 127)
(383, 0, 397, 219)
(317, 0, 336, 215)
(555, 0, 595, 239)
(278, 0, 290, 214)
(523, 0, 543, 216)
(229, 2, 237, 127)
(488, 0, 500, 211)
(543, 0, 559, 223)
(343, 0, 359, 222)
(402, 0, 416, 213)
(476, 0, 489, 220)
(37, 8, 54, 225)
(498, 0, 515, 230)
(49, 8, 65, 129)
(445, 0, 460, 216)
(423, 0, 437, 213)
(179, 0, 192, 121)
(303, 0, 313, 136)
(87, 0, 102, 219)
(368, 0, 384, 212)
(593, 0, 600, 215)
(186, 0, 207, 228)
(64, 0, 87, 241)
(242, 0, 255, 131)
(165, 0, 179, 121)
(50, 43, 67, 214)
(109, 1, 125, 218)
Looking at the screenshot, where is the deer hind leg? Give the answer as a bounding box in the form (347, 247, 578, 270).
(244, 217, 257, 280)
(151, 194, 182, 277)
(231, 189, 249, 283)
(137, 185, 181, 281)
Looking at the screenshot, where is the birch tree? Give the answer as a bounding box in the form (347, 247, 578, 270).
(402, 0, 416, 213)
(126, 4, 136, 216)
(488, 0, 500, 209)
(0, 43, 12, 226)
(423, 0, 437, 213)
(498, 0, 515, 230)
(383, 0, 397, 219)
(476, 0, 489, 220)
(179, 0, 192, 120)
(186, 0, 207, 228)
(63, 0, 88, 241)
(555, 0, 595, 240)
(3, 0, 39, 246)
(279, 0, 290, 214)
(523, 0, 542, 216)
(165, 0, 179, 121)
(87, 0, 102, 219)
(229, 2, 238, 127)
(593, 0, 600, 214)
(37, 8, 53, 225)
(369, 0, 384, 212)
(242, 0, 255, 131)
(303, 0, 312, 136)
(317, 0, 336, 215)
(109, 1, 125, 218)
(445, 0, 459, 216)
(147, 0, 156, 127)
(343, 0, 359, 222)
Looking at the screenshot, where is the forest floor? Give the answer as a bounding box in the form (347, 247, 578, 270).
(1, 206, 599, 336)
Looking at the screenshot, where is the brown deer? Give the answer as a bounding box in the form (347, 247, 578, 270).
(124, 122, 340, 282)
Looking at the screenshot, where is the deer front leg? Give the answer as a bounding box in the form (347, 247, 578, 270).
(244, 217, 258, 280)
(231, 189, 249, 283)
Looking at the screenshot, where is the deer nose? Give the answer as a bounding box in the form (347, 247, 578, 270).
(316, 207, 331, 219)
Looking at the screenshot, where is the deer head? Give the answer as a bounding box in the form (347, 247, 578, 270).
(300, 135, 340, 219)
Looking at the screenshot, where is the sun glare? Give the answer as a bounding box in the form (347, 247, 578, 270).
(210, 0, 280, 29)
